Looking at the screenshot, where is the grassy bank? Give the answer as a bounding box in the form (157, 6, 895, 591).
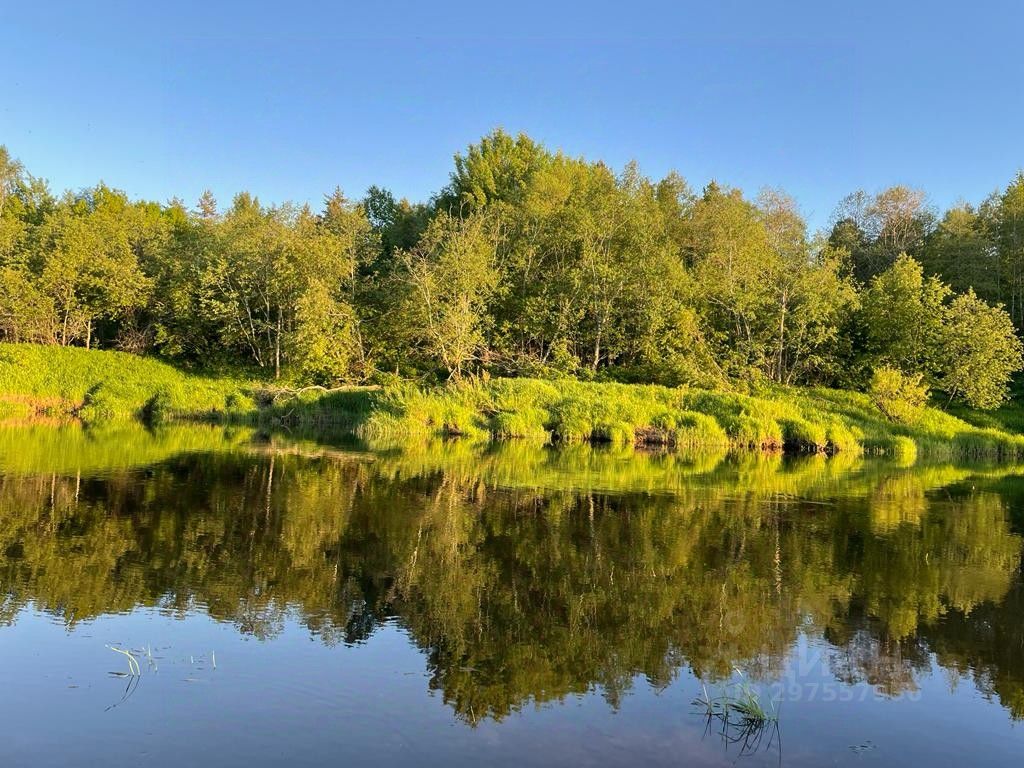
(0, 343, 259, 422)
(354, 378, 1024, 459)
(2, 343, 1023, 459)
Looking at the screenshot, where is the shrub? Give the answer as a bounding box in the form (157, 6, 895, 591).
(225, 391, 257, 416)
(492, 409, 549, 442)
(143, 387, 173, 424)
(870, 366, 928, 425)
(780, 417, 827, 452)
(78, 384, 117, 424)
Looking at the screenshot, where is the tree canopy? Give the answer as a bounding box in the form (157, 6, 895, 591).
(0, 131, 1021, 408)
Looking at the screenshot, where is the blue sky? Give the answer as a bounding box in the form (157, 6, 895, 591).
(1, 1, 1022, 230)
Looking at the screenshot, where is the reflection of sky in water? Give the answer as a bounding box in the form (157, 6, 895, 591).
(0, 424, 1023, 766)
(6, 611, 1023, 768)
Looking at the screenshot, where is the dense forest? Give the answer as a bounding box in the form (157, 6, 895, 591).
(1, 131, 1023, 408)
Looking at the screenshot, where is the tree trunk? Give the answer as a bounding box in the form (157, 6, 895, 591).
(274, 308, 282, 380)
(775, 292, 788, 383)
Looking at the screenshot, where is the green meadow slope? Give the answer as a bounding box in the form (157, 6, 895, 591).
(0, 343, 257, 422)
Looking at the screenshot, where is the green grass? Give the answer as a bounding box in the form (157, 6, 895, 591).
(2, 342, 1024, 460)
(0, 343, 259, 422)
(694, 679, 778, 724)
(693, 675, 780, 757)
(356, 377, 1024, 459)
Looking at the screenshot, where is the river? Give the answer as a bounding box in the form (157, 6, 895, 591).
(1, 423, 1022, 766)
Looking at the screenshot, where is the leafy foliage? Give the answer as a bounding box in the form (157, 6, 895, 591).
(0, 135, 1021, 407)
(870, 366, 928, 424)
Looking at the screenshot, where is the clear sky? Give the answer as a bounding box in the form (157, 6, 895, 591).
(2, 0, 1022, 230)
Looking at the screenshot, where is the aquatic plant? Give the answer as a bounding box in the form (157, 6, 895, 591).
(693, 675, 781, 758)
(106, 645, 141, 677)
(693, 677, 778, 725)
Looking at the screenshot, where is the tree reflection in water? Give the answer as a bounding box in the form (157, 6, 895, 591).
(0, 424, 1022, 723)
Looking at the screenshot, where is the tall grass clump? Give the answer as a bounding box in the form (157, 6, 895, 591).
(491, 407, 550, 442)
(358, 381, 490, 442)
(778, 417, 827, 451)
(693, 675, 780, 758)
(824, 419, 863, 454)
(142, 387, 172, 425)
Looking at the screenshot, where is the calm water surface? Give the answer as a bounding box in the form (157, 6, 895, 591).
(1, 424, 1023, 766)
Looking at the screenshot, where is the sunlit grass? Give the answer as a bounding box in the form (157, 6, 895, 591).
(3, 342, 1024, 460)
(358, 378, 1024, 460)
(0, 343, 258, 422)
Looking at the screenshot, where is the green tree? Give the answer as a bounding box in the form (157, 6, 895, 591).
(0, 146, 23, 217)
(199, 193, 370, 378)
(758, 190, 859, 384)
(0, 148, 28, 270)
(831, 187, 933, 282)
(779, 240, 859, 384)
(922, 203, 998, 301)
(35, 186, 152, 347)
(940, 290, 1023, 408)
(859, 254, 948, 378)
(143, 199, 219, 359)
(446, 129, 549, 210)
(681, 183, 854, 384)
(996, 173, 1024, 327)
(860, 255, 1022, 406)
(398, 213, 499, 379)
(199, 193, 289, 370)
(290, 280, 361, 384)
(682, 183, 777, 378)
(0, 265, 55, 342)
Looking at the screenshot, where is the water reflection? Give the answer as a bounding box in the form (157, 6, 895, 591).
(0, 424, 1023, 727)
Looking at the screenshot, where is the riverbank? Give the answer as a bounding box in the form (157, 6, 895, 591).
(2, 342, 1023, 460)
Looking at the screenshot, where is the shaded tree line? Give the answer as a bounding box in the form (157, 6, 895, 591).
(1, 133, 1022, 407)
